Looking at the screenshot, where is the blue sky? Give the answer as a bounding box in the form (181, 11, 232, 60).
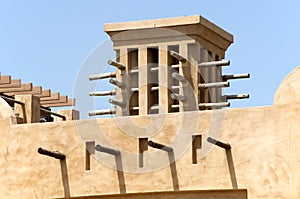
(0, 1, 299, 115)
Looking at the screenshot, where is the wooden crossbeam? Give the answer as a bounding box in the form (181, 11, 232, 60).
(0, 83, 32, 93)
(0, 72, 75, 108)
(35, 89, 51, 98)
(0, 79, 21, 88)
(5, 86, 42, 96)
(0, 79, 20, 88)
(42, 98, 75, 107)
(40, 95, 68, 105)
(40, 92, 60, 101)
(0, 76, 11, 85)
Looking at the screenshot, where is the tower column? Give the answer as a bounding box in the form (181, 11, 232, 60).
(139, 47, 149, 115)
(116, 48, 128, 116)
(159, 45, 170, 114)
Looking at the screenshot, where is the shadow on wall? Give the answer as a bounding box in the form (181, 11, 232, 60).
(207, 137, 238, 189)
(60, 159, 71, 198)
(147, 140, 179, 191)
(226, 149, 238, 189)
(95, 144, 126, 193)
(37, 147, 71, 198)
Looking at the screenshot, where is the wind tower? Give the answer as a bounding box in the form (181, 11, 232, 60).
(89, 15, 249, 117)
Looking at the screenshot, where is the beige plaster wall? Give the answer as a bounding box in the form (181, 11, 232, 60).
(274, 66, 300, 105)
(0, 102, 300, 198)
(1, 66, 300, 199)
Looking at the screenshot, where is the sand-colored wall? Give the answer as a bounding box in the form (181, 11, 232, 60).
(0, 102, 300, 198)
(1, 67, 300, 199)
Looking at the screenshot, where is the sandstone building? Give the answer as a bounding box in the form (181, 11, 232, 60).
(0, 15, 299, 199)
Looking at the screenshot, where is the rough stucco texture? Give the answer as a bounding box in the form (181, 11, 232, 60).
(0, 103, 299, 198)
(1, 66, 300, 199)
(274, 66, 300, 105)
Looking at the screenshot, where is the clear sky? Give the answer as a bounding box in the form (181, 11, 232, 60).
(1, 1, 300, 115)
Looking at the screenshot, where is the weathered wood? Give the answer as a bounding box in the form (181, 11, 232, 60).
(42, 98, 75, 107)
(0, 83, 32, 92)
(223, 73, 250, 80)
(0, 76, 11, 85)
(41, 95, 67, 105)
(207, 137, 231, 150)
(109, 99, 126, 108)
(109, 79, 126, 88)
(199, 60, 230, 67)
(35, 89, 51, 98)
(5, 86, 42, 96)
(89, 90, 116, 96)
(198, 82, 229, 88)
(170, 93, 186, 102)
(89, 72, 116, 81)
(108, 60, 126, 70)
(148, 140, 172, 152)
(40, 92, 60, 101)
(0, 79, 21, 88)
(37, 147, 66, 160)
(170, 51, 187, 63)
(199, 102, 230, 108)
(89, 109, 116, 116)
(171, 72, 186, 82)
(224, 94, 250, 100)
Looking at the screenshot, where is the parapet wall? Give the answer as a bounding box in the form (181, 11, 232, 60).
(0, 105, 299, 198)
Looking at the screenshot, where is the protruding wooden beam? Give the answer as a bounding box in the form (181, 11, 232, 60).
(0, 79, 21, 88)
(108, 98, 126, 108)
(170, 51, 187, 63)
(89, 109, 116, 116)
(223, 73, 250, 81)
(223, 94, 250, 100)
(199, 60, 230, 67)
(0, 76, 11, 85)
(41, 95, 67, 105)
(40, 92, 60, 101)
(198, 82, 230, 89)
(89, 72, 116, 81)
(89, 90, 116, 96)
(109, 79, 125, 88)
(199, 102, 230, 108)
(5, 86, 42, 96)
(108, 60, 126, 70)
(0, 83, 32, 93)
(42, 98, 75, 107)
(35, 89, 51, 98)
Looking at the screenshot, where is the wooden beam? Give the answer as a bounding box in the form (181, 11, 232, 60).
(40, 92, 60, 101)
(5, 86, 42, 96)
(0, 79, 20, 88)
(42, 98, 75, 107)
(0, 76, 11, 85)
(0, 83, 32, 93)
(35, 89, 51, 98)
(40, 95, 68, 105)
